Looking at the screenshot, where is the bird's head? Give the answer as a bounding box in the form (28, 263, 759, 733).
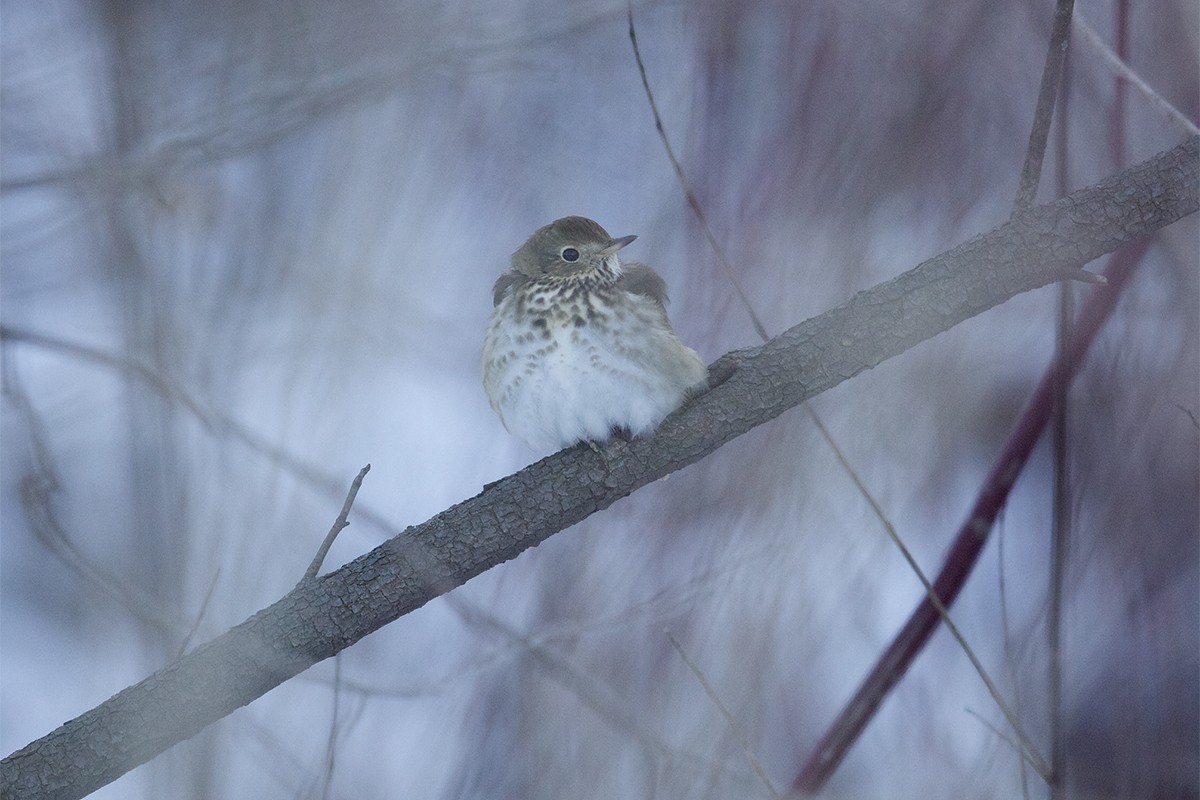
(511, 216, 636, 279)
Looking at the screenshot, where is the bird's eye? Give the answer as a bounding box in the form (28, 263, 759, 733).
(560, 247, 580, 262)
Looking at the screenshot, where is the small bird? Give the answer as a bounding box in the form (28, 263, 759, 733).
(482, 216, 708, 453)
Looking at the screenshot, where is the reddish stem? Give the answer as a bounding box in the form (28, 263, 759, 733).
(793, 236, 1152, 794)
(1109, 0, 1130, 166)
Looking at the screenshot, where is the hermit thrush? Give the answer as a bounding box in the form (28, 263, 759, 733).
(482, 216, 708, 453)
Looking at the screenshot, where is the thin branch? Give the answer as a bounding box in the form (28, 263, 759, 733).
(1074, 12, 1199, 137)
(1048, 30, 1077, 795)
(792, 234, 1155, 794)
(1014, 0, 1077, 210)
(177, 569, 222, 659)
(2, 138, 1194, 800)
(1175, 403, 1199, 430)
(320, 656, 342, 800)
(302, 465, 371, 583)
(666, 630, 780, 799)
(964, 707, 1036, 772)
(803, 408, 1051, 779)
(1106, 0, 1131, 166)
(996, 528, 1034, 800)
(626, 3, 770, 343)
(1048, 281, 1072, 797)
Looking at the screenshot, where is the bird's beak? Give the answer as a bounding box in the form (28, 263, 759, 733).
(601, 234, 637, 256)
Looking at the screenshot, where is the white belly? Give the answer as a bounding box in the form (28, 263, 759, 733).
(482, 294, 706, 453)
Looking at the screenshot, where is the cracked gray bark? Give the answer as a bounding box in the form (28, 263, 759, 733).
(2, 134, 1197, 800)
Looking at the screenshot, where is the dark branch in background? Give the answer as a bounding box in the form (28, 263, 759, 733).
(0, 357, 189, 636)
(1049, 269, 1072, 796)
(1, 137, 1195, 800)
(1107, 0, 1130, 166)
(1048, 5, 1077, 794)
(792, 234, 1153, 794)
(1014, 0, 1077, 210)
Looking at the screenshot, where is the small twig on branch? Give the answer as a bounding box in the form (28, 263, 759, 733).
(302, 465, 371, 583)
(1070, 270, 1106, 284)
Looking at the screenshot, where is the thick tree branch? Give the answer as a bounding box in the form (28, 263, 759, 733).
(3, 135, 1196, 800)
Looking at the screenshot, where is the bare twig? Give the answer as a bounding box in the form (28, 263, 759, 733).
(1175, 403, 1199, 430)
(964, 707, 1034, 770)
(1070, 270, 1106, 285)
(996, 529, 1033, 800)
(320, 656, 342, 800)
(626, 3, 770, 343)
(1074, 13, 1199, 137)
(177, 570, 222, 659)
(302, 465, 371, 583)
(1014, 0, 1077, 210)
(666, 630, 780, 798)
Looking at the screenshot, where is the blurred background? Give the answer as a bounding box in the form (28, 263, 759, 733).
(1, 1, 1196, 797)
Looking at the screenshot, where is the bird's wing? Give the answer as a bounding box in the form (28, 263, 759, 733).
(492, 271, 528, 306)
(617, 263, 670, 310)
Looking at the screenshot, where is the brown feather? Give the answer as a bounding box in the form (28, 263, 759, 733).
(492, 271, 527, 306)
(616, 262, 670, 309)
